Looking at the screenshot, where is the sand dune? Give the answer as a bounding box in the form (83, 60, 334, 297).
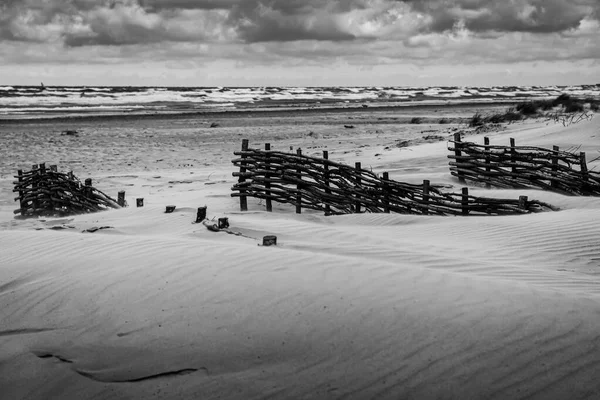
(1, 111, 600, 399)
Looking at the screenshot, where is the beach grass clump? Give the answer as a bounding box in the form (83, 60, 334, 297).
(470, 94, 598, 128)
(515, 101, 540, 116)
(469, 109, 522, 127)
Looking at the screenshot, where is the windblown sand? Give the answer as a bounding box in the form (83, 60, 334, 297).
(1, 107, 600, 399)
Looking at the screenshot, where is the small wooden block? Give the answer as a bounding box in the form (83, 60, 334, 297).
(165, 205, 176, 213)
(218, 217, 229, 229)
(196, 206, 207, 223)
(136, 198, 144, 207)
(263, 235, 277, 246)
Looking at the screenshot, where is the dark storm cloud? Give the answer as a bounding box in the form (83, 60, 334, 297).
(0, 0, 598, 47)
(403, 0, 598, 34)
(226, 0, 373, 42)
(140, 0, 239, 11)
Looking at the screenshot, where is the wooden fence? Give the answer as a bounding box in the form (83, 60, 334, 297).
(231, 139, 556, 216)
(13, 163, 125, 217)
(449, 133, 600, 195)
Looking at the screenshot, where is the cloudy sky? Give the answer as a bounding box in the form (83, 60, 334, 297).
(0, 0, 599, 87)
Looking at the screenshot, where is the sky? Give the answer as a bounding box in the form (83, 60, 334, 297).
(0, 0, 599, 87)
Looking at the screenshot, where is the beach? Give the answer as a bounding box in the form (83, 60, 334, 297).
(1, 104, 600, 399)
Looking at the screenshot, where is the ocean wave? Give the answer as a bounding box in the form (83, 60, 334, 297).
(0, 84, 598, 117)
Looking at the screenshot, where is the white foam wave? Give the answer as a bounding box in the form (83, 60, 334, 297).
(0, 85, 597, 116)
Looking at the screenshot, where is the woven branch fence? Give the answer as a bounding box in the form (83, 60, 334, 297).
(13, 163, 126, 217)
(231, 139, 556, 216)
(449, 133, 600, 195)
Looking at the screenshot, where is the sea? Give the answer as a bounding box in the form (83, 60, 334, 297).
(1, 84, 599, 119)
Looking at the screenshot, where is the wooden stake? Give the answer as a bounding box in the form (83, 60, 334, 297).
(462, 187, 469, 215)
(355, 162, 362, 213)
(484, 137, 491, 189)
(196, 206, 207, 223)
(136, 198, 144, 207)
(264, 143, 272, 212)
(31, 164, 39, 211)
(551, 145, 559, 188)
(510, 138, 517, 178)
(453, 133, 465, 183)
(382, 172, 390, 213)
(580, 152, 588, 184)
(296, 148, 302, 214)
(118, 191, 126, 207)
(239, 139, 249, 212)
(323, 150, 331, 215)
(17, 169, 25, 216)
(422, 180, 430, 215)
(519, 196, 528, 210)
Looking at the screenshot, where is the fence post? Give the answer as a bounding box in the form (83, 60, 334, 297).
(264, 143, 272, 212)
(17, 169, 25, 216)
(484, 137, 491, 189)
(382, 172, 390, 213)
(31, 164, 39, 211)
(580, 152, 589, 192)
(462, 187, 469, 215)
(196, 206, 207, 223)
(238, 139, 249, 211)
(551, 146, 559, 189)
(118, 191, 126, 207)
(355, 162, 362, 213)
(519, 196, 528, 210)
(453, 133, 465, 183)
(296, 148, 302, 214)
(323, 151, 331, 215)
(422, 180, 430, 215)
(510, 138, 517, 178)
(84, 178, 92, 199)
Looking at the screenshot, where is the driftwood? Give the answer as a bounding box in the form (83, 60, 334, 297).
(13, 164, 122, 217)
(449, 134, 600, 195)
(231, 141, 556, 216)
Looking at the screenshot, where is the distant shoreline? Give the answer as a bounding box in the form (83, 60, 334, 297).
(0, 100, 523, 125)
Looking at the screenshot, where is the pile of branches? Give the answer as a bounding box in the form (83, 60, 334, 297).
(14, 164, 122, 217)
(448, 135, 600, 195)
(232, 142, 555, 216)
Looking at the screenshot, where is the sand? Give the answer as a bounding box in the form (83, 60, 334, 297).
(1, 106, 600, 399)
